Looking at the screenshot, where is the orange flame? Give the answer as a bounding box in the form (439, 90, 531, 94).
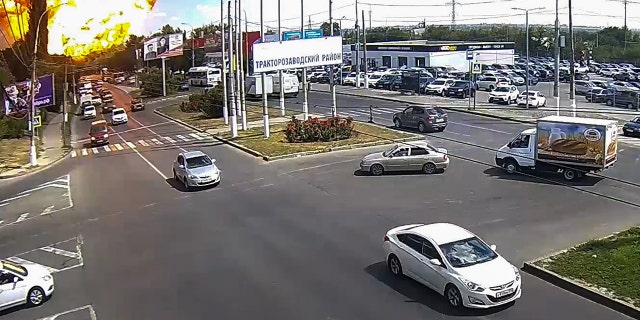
(0, 0, 156, 57)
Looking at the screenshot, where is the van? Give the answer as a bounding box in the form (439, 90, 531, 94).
(270, 73, 299, 98)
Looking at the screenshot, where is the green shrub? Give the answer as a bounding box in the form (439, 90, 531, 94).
(0, 116, 27, 139)
(284, 116, 354, 143)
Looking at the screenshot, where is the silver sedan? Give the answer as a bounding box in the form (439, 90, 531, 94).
(172, 151, 221, 190)
(360, 141, 449, 176)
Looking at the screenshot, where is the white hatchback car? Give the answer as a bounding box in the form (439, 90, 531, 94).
(0, 259, 54, 311)
(383, 223, 521, 309)
(517, 91, 547, 108)
(111, 108, 128, 125)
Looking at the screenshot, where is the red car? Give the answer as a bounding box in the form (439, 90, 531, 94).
(90, 120, 109, 147)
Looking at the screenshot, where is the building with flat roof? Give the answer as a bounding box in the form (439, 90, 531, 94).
(351, 40, 515, 71)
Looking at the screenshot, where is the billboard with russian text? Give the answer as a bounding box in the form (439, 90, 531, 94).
(143, 33, 184, 61)
(4, 74, 55, 115)
(253, 36, 343, 73)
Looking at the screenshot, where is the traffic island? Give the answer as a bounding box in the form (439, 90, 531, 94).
(0, 138, 31, 174)
(215, 120, 417, 161)
(523, 226, 640, 319)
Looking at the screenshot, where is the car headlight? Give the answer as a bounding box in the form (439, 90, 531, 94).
(91, 137, 96, 140)
(513, 265, 521, 282)
(457, 276, 485, 292)
(189, 175, 197, 179)
(103, 134, 108, 138)
(458, 89, 463, 91)
(42, 275, 52, 281)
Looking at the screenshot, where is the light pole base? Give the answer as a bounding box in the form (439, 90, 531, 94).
(29, 142, 37, 166)
(263, 115, 270, 138)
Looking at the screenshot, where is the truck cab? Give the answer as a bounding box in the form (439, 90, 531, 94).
(496, 128, 536, 172)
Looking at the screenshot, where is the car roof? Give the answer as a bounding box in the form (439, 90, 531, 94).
(411, 223, 475, 245)
(91, 120, 107, 126)
(112, 108, 125, 112)
(182, 150, 206, 159)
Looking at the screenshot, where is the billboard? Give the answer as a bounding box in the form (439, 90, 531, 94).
(253, 36, 343, 73)
(4, 74, 55, 114)
(282, 29, 323, 41)
(143, 33, 184, 61)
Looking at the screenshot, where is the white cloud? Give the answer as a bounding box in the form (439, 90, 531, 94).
(170, 16, 180, 21)
(196, 4, 220, 20)
(153, 11, 167, 17)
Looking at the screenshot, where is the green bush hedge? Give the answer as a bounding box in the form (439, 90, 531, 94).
(180, 85, 224, 118)
(0, 116, 27, 139)
(284, 116, 354, 143)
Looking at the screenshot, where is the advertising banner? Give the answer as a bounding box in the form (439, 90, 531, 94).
(282, 29, 323, 41)
(536, 121, 607, 167)
(304, 29, 323, 39)
(143, 33, 184, 61)
(282, 31, 301, 41)
(253, 36, 343, 73)
(4, 74, 56, 114)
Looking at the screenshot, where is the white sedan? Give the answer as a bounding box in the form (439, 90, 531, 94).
(0, 259, 54, 311)
(383, 223, 521, 309)
(516, 91, 547, 108)
(111, 107, 128, 125)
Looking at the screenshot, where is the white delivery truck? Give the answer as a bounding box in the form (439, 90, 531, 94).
(245, 75, 274, 99)
(495, 116, 618, 181)
(270, 73, 299, 98)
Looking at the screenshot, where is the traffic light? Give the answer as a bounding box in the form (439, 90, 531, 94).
(580, 50, 585, 61)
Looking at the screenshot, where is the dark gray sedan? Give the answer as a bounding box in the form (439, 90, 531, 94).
(393, 105, 448, 133)
(622, 117, 640, 137)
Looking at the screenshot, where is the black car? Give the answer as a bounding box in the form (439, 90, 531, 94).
(444, 80, 475, 98)
(585, 88, 611, 103)
(622, 117, 640, 137)
(392, 105, 448, 133)
(604, 90, 640, 109)
(374, 75, 402, 90)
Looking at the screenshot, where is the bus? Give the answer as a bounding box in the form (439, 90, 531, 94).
(187, 66, 222, 87)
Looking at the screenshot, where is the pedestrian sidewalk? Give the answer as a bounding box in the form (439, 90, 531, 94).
(0, 112, 69, 178)
(311, 84, 638, 124)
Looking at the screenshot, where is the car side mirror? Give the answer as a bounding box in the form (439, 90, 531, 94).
(178, 165, 185, 169)
(429, 258, 442, 266)
(13, 277, 18, 283)
(490, 244, 497, 251)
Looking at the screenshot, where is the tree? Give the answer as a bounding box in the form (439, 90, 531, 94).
(193, 23, 221, 38)
(320, 22, 340, 36)
(139, 67, 181, 97)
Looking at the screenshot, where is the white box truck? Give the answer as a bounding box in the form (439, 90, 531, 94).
(270, 73, 299, 98)
(246, 75, 273, 99)
(495, 116, 618, 181)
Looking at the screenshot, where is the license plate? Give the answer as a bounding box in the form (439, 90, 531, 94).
(496, 288, 515, 298)
(436, 119, 444, 123)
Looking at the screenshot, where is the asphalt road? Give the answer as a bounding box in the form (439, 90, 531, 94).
(0, 83, 638, 319)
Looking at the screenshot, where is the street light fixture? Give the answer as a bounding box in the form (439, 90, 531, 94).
(29, 2, 69, 167)
(512, 7, 544, 110)
(181, 22, 195, 67)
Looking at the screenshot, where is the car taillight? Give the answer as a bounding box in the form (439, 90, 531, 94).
(427, 116, 434, 120)
(384, 235, 389, 242)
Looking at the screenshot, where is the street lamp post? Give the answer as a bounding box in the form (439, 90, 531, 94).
(181, 22, 195, 67)
(29, 2, 69, 166)
(512, 7, 544, 110)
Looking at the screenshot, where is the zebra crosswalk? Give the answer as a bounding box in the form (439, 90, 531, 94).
(337, 106, 402, 118)
(70, 132, 213, 158)
(618, 135, 640, 147)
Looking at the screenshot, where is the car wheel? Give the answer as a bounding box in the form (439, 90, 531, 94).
(489, 85, 495, 91)
(173, 169, 177, 181)
(418, 122, 426, 133)
(423, 163, 437, 174)
(461, 92, 466, 99)
(563, 169, 577, 181)
(628, 103, 634, 109)
(370, 164, 384, 176)
(445, 284, 463, 309)
(393, 118, 402, 128)
(387, 254, 403, 277)
(27, 287, 45, 306)
(504, 159, 519, 174)
(183, 178, 190, 190)
(606, 99, 613, 106)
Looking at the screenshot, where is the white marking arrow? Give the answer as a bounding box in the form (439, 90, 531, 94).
(41, 205, 55, 216)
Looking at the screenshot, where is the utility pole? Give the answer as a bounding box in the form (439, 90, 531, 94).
(568, 0, 576, 117)
(554, 0, 560, 116)
(63, 64, 67, 138)
(260, 0, 269, 138)
(308, 16, 312, 30)
(329, 0, 337, 117)
(513, 7, 544, 110)
(301, 0, 309, 120)
(234, 0, 241, 121)
(71, 66, 77, 105)
(368, 5, 372, 30)
(239, 0, 247, 130)
(221, 0, 229, 125)
(278, 0, 285, 116)
(227, 1, 238, 137)
(624, 0, 628, 50)
(362, 10, 368, 89)
(355, 0, 360, 86)
(450, 0, 456, 29)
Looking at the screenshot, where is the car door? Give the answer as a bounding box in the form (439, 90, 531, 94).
(386, 147, 410, 171)
(410, 107, 425, 129)
(0, 273, 26, 309)
(508, 134, 535, 166)
(408, 147, 430, 171)
(396, 234, 435, 289)
(418, 239, 450, 293)
(399, 107, 414, 127)
(174, 155, 186, 179)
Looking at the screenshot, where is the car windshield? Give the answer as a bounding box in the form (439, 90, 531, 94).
(632, 117, 640, 123)
(85, 106, 95, 111)
(432, 80, 445, 85)
(520, 92, 537, 96)
(494, 87, 509, 92)
(186, 155, 212, 168)
(90, 125, 107, 134)
(369, 74, 381, 79)
(452, 81, 466, 87)
(439, 237, 498, 268)
(382, 145, 399, 157)
(113, 110, 125, 115)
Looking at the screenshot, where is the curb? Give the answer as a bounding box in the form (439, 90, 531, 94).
(312, 88, 538, 125)
(522, 262, 640, 319)
(0, 147, 71, 180)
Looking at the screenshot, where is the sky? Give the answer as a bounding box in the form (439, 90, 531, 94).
(139, 0, 640, 36)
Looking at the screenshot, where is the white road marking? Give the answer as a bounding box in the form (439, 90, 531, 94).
(129, 114, 186, 152)
(103, 145, 111, 152)
(448, 121, 513, 135)
(37, 304, 97, 320)
(39, 246, 80, 259)
(176, 135, 191, 142)
(0, 220, 3, 224)
(6, 256, 59, 273)
(151, 138, 163, 145)
(2, 193, 30, 201)
(197, 132, 209, 138)
(118, 120, 171, 133)
(114, 143, 124, 150)
(189, 133, 204, 140)
(242, 183, 274, 192)
(126, 141, 136, 149)
(138, 139, 149, 147)
(16, 213, 29, 222)
(91, 147, 99, 154)
(40, 205, 55, 215)
(112, 131, 167, 180)
(70, 150, 77, 158)
(81, 149, 88, 156)
(278, 159, 355, 176)
(163, 136, 177, 143)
